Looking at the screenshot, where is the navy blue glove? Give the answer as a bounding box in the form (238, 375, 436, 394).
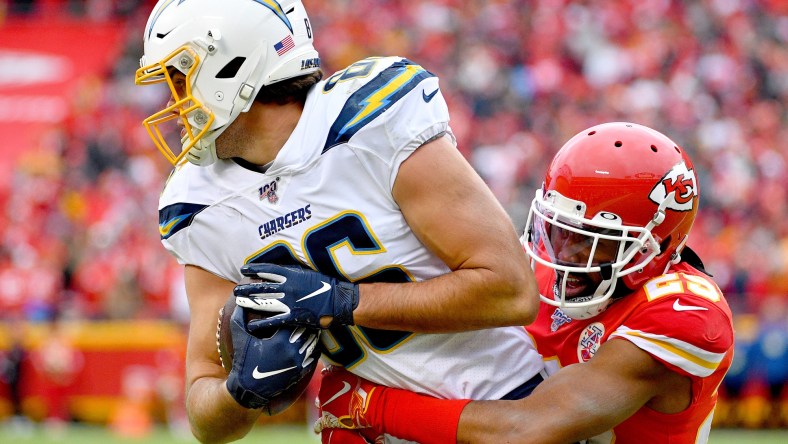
(225, 302, 321, 413)
(234, 263, 360, 330)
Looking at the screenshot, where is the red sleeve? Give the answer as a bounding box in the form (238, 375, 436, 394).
(609, 275, 733, 378)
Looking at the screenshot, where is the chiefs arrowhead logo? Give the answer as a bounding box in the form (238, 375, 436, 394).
(648, 161, 697, 212)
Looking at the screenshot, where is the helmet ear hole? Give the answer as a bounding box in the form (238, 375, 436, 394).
(216, 57, 247, 79)
(600, 263, 612, 280)
(655, 236, 672, 259)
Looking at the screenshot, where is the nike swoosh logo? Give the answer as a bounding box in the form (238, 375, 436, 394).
(253, 366, 296, 380)
(296, 281, 331, 302)
(422, 88, 439, 103)
(673, 299, 708, 312)
(320, 381, 352, 408)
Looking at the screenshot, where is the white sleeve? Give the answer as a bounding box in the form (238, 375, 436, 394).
(384, 76, 455, 190)
(344, 59, 454, 192)
(158, 164, 235, 280)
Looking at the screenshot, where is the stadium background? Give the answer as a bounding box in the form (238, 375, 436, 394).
(0, 0, 785, 442)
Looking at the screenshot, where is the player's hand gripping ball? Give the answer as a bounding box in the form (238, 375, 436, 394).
(217, 276, 322, 414)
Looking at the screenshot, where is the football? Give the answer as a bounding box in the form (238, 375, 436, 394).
(216, 293, 240, 375)
(216, 284, 321, 416)
(216, 276, 272, 374)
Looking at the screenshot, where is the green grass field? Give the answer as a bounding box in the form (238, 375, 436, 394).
(0, 423, 785, 443)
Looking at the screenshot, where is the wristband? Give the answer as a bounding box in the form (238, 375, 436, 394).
(367, 387, 471, 444)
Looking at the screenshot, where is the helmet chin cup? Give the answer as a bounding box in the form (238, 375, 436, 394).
(559, 299, 610, 320)
(540, 271, 618, 320)
(185, 137, 218, 166)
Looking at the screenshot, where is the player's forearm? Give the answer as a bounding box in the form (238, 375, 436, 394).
(458, 363, 639, 444)
(354, 266, 537, 332)
(456, 403, 589, 443)
(352, 383, 588, 444)
(361, 365, 632, 444)
(456, 400, 582, 444)
(186, 376, 262, 443)
(356, 386, 548, 444)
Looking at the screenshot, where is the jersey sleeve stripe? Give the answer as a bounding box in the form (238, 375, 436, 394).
(158, 202, 208, 239)
(322, 59, 434, 153)
(610, 326, 725, 377)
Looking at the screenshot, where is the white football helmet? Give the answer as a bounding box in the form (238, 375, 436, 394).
(135, 0, 320, 166)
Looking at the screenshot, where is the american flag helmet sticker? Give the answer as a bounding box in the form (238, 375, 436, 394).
(274, 35, 295, 56)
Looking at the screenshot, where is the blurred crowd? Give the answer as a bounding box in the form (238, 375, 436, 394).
(0, 0, 786, 429)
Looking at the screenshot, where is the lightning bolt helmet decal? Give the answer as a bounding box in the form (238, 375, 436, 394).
(252, 0, 294, 33)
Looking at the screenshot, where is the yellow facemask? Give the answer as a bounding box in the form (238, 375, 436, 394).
(135, 46, 215, 166)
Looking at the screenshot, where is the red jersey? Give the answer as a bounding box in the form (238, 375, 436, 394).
(526, 261, 734, 444)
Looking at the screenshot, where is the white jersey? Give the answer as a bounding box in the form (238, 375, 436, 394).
(159, 57, 543, 401)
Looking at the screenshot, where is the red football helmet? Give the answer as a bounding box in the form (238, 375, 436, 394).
(523, 122, 699, 319)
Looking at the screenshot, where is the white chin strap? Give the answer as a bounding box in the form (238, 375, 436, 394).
(185, 138, 218, 166)
(553, 273, 617, 320)
(180, 126, 220, 166)
(560, 301, 610, 320)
